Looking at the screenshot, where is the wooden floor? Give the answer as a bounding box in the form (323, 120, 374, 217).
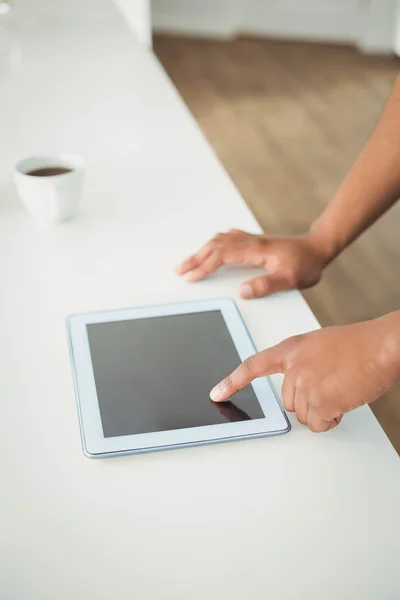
(154, 35, 400, 453)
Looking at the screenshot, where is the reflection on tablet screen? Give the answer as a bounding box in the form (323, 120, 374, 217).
(212, 400, 251, 423)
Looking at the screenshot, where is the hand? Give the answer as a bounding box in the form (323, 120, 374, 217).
(176, 229, 329, 299)
(210, 313, 400, 432)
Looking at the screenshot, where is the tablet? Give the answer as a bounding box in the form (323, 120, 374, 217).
(66, 298, 290, 458)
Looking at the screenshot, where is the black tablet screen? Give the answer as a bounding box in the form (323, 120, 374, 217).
(87, 310, 264, 438)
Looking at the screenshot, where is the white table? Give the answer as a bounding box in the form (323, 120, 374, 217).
(1, 2, 400, 599)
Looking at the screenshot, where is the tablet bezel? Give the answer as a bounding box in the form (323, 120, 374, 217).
(67, 298, 290, 457)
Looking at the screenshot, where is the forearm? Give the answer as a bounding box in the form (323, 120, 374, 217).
(308, 75, 400, 264)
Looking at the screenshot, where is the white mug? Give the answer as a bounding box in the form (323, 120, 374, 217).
(14, 154, 85, 223)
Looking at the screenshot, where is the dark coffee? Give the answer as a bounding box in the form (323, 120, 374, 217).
(26, 166, 72, 177)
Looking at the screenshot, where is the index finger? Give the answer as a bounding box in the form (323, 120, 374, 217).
(210, 344, 285, 403)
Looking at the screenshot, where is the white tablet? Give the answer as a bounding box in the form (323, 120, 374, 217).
(66, 298, 290, 458)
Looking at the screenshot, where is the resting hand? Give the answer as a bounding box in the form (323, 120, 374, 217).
(176, 229, 328, 299)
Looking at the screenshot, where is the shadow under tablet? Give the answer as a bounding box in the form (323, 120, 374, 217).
(87, 310, 265, 438)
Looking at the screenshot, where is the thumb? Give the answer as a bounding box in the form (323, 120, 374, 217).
(239, 274, 292, 299)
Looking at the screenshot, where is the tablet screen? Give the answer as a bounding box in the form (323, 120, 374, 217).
(87, 310, 265, 438)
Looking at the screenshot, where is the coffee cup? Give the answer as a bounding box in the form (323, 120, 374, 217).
(14, 154, 85, 223)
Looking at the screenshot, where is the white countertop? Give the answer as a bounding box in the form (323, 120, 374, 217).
(1, 2, 399, 599)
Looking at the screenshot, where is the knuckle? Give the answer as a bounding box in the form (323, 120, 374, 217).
(278, 335, 302, 364)
(295, 376, 306, 392)
(242, 355, 255, 374)
(280, 335, 302, 349)
(295, 370, 314, 392)
(225, 375, 234, 393)
(204, 255, 218, 272)
(211, 239, 223, 250)
(277, 340, 288, 356)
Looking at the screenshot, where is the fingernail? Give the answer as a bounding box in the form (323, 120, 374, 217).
(210, 384, 223, 402)
(240, 284, 253, 299)
(184, 272, 197, 282)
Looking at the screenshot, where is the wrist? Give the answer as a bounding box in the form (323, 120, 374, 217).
(306, 221, 344, 267)
(298, 228, 338, 269)
(374, 312, 400, 382)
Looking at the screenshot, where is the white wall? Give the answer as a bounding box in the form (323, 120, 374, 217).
(394, 0, 400, 55)
(359, 0, 396, 53)
(152, 0, 397, 53)
(151, 0, 240, 38)
(242, 0, 359, 44)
